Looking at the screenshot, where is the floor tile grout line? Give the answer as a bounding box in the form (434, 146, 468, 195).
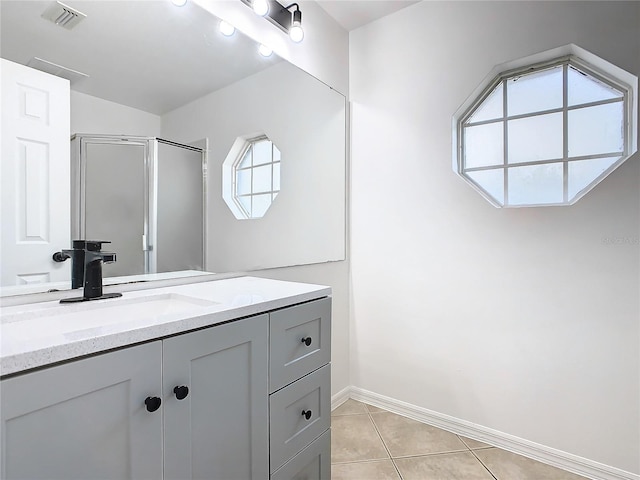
(456, 436, 496, 452)
(392, 449, 482, 460)
(331, 412, 369, 417)
(469, 448, 499, 480)
(331, 458, 395, 466)
(366, 407, 405, 480)
(368, 405, 496, 480)
(456, 434, 476, 454)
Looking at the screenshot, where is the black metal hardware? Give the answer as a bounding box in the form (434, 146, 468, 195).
(145, 396, 162, 412)
(60, 240, 122, 303)
(301, 409, 312, 420)
(174, 385, 189, 400)
(52, 251, 70, 262)
(301, 337, 312, 347)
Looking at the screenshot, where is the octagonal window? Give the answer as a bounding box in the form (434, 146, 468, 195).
(223, 134, 280, 219)
(453, 45, 637, 207)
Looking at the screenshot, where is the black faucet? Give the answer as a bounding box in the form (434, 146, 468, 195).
(54, 240, 122, 303)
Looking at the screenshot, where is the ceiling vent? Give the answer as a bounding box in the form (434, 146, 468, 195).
(27, 57, 89, 84)
(42, 1, 86, 30)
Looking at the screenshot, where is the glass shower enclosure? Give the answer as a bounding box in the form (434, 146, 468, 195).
(70, 134, 206, 279)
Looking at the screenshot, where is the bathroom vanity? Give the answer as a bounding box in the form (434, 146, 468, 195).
(0, 276, 331, 480)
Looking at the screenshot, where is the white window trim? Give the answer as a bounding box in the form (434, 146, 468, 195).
(232, 135, 280, 218)
(222, 132, 280, 219)
(452, 44, 638, 208)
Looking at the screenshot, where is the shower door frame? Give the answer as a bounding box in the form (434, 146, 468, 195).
(70, 134, 206, 276)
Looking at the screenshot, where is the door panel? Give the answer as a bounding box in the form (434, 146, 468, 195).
(0, 342, 163, 479)
(0, 58, 70, 287)
(83, 141, 147, 277)
(163, 316, 269, 480)
(156, 141, 204, 273)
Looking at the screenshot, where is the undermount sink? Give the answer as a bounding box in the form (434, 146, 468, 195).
(1, 294, 219, 344)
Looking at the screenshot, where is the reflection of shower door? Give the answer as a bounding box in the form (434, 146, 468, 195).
(71, 135, 204, 278)
(156, 140, 204, 273)
(75, 136, 149, 278)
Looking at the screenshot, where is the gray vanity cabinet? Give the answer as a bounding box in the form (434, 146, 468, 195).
(162, 315, 269, 479)
(0, 296, 330, 480)
(0, 316, 268, 480)
(0, 341, 163, 479)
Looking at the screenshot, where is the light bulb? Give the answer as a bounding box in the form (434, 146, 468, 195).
(171, 0, 187, 6)
(219, 20, 235, 36)
(258, 44, 273, 57)
(289, 24, 304, 42)
(289, 9, 303, 43)
(252, 0, 269, 16)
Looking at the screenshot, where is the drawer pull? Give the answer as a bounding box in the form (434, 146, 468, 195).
(301, 337, 312, 347)
(173, 385, 189, 400)
(144, 396, 162, 412)
(301, 409, 313, 420)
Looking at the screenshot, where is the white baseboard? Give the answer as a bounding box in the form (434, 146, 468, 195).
(331, 386, 639, 480)
(331, 385, 351, 411)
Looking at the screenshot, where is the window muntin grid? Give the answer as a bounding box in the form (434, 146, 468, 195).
(232, 136, 280, 219)
(459, 58, 628, 207)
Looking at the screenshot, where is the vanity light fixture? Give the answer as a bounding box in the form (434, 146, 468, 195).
(258, 44, 273, 57)
(242, 0, 304, 43)
(219, 20, 235, 36)
(288, 4, 304, 42)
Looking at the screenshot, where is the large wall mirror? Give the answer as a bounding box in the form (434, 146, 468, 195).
(0, 0, 346, 297)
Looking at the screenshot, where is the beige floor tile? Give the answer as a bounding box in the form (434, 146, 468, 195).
(395, 452, 495, 480)
(458, 435, 492, 449)
(371, 412, 467, 457)
(331, 414, 389, 463)
(331, 460, 401, 480)
(332, 399, 369, 416)
(366, 404, 387, 413)
(475, 448, 589, 479)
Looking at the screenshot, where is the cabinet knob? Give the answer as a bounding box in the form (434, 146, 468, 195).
(144, 396, 162, 412)
(301, 337, 312, 347)
(301, 409, 313, 420)
(173, 385, 189, 400)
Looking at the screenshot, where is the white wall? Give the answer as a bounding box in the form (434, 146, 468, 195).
(350, 1, 639, 474)
(70, 90, 161, 137)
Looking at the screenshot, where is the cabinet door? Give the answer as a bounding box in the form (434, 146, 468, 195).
(163, 315, 269, 480)
(0, 341, 163, 480)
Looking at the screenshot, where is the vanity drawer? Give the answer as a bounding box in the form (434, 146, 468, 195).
(270, 298, 331, 392)
(271, 429, 330, 480)
(269, 364, 330, 473)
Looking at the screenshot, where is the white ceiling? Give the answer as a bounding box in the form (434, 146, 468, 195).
(0, 0, 418, 115)
(0, 0, 280, 115)
(316, 0, 420, 31)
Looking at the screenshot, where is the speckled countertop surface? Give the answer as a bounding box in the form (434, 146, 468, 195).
(0, 276, 330, 377)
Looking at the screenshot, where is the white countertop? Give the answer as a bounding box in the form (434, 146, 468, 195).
(0, 276, 330, 377)
(0, 270, 216, 298)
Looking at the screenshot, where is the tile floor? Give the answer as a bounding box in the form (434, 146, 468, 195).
(331, 399, 588, 480)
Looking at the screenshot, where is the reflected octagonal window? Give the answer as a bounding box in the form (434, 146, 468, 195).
(453, 45, 637, 207)
(223, 134, 280, 219)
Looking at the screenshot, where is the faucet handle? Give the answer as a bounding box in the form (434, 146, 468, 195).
(100, 252, 117, 264)
(73, 240, 111, 251)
